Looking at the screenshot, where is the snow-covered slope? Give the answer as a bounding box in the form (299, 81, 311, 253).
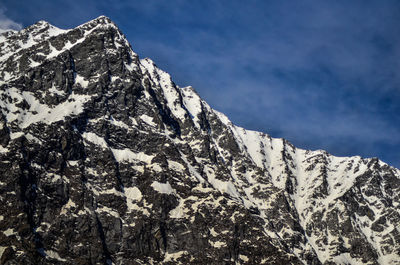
(0, 16, 399, 265)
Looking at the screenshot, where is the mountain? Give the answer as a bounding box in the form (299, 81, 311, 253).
(0, 16, 399, 265)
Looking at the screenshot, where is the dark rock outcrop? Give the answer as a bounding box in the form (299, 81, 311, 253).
(0, 16, 399, 264)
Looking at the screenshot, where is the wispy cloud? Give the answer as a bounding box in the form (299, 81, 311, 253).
(1, 0, 399, 166)
(0, 8, 22, 33)
(121, 1, 400, 166)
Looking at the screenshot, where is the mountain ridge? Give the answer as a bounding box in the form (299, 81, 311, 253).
(0, 16, 399, 264)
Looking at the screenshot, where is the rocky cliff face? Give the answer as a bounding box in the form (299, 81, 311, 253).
(0, 16, 399, 265)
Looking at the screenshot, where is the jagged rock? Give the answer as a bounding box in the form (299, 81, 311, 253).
(0, 16, 399, 264)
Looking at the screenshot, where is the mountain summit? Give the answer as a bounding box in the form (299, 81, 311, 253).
(0, 16, 399, 265)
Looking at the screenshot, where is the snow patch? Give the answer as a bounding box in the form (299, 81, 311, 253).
(111, 148, 153, 163)
(0, 88, 92, 129)
(163, 250, 187, 262)
(60, 199, 76, 215)
(151, 181, 174, 195)
(46, 250, 66, 262)
(3, 228, 16, 236)
(82, 132, 108, 148)
(140, 58, 188, 122)
(125, 187, 142, 201)
(75, 74, 89, 87)
(139, 114, 156, 127)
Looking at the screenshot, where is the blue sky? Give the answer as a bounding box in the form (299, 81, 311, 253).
(1, 0, 400, 167)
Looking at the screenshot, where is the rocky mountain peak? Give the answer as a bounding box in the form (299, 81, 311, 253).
(73, 15, 123, 37)
(23, 20, 51, 32)
(0, 17, 399, 265)
(80, 15, 115, 27)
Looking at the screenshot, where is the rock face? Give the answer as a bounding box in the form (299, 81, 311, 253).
(0, 16, 399, 265)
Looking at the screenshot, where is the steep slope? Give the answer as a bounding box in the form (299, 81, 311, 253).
(0, 16, 399, 265)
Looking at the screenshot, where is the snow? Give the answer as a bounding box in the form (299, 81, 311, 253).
(96, 205, 120, 218)
(0, 16, 398, 265)
(0, 88, 92, 129)
(179, 151, 205, 183)
(68, 160, 79, 166)
(212, 241, 226, 248)
(45, 250, 66, 262)
(139, 114, 157, 127)
(0, 146, 8, 153)
(149, 164, 163, 172)
(0, 23, 67, 65)
(29, 58, 41, 68)
(213, 110, 231, 126)
(130, 117, 138, 126)
(169, 198, 185, 218)
(333, 253, 366, 265)
(140, 58, 188, 122)
(181, 86, 203, 126)
(209, 227, 218, 237)
(127, 202, 150, 216)
(2, 72, 11, 81)
(3, 228, 16, 236)
(111, 148, 153, 163)
(100, 188, 124, 197)
(36, 223, 51, 233)
(82, 132, 108, 148)
(48, 85, 66, 96)
(46, 25, 67, 36)
(230, 126, 267, 168)
(239, 255, 249, 262)
(75, 74, 89, 87)
(151, 181, 174, 195)
(60, 199, 76, 215)
(0, 246, 7, 259)
(47, 173, 68, 183)
(47, 42, 68, 58)
(10, 132, 24, 140)
(168, 161, 185, 171)
(108, 117, 131, 130)
(163, 251, 187, 262)
(45, 25, 103, 61)
(203, 165, 241, 199)
(0, 17, 120, 78)
(125, 187, 142, 201)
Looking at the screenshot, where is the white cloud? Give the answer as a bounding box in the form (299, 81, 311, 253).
(0, 9, 22, 33)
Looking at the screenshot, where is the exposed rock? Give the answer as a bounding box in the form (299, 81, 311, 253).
(0, 16, 399, 264)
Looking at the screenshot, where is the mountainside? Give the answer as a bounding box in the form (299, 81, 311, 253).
(0, 16, 399, 265)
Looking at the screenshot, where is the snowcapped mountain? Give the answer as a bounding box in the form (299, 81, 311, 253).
(0, 16, 399, 264)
